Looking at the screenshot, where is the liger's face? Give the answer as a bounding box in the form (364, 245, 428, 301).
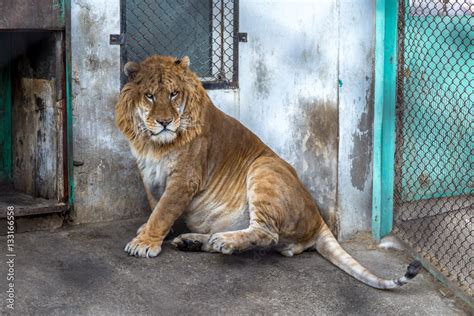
(135, 82, 185, 144)
(123, 56, 195, 144)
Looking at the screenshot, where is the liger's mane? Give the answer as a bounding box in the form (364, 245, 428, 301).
(115, 56, 210, 159)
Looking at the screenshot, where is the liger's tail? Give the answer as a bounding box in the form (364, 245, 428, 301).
(314, 223, 421, 289)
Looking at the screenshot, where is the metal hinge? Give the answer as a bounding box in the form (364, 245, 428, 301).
(110, 34, 125, 45)
(238, 32, 248, 42)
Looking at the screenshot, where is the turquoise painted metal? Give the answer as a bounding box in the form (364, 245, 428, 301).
(65, 61, 74, 207)
(372, 0, 398, 240)
(398, 9, 473, 201)
(64, 0, 74, 207)
(0, 62, 12, 183)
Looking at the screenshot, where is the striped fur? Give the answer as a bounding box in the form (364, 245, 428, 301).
(315, 223, 421, 289)
(116, 55, 421, 288)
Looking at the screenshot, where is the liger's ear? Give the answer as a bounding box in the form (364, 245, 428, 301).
(175, 56, 190, 68)
(124, 61, 140, 79)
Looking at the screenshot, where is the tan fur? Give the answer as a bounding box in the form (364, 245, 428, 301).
(116, 55, 420, 289)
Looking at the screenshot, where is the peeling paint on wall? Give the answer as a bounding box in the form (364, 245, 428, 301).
(254, 58, 271, 99)
(235, 0, 340, 232)
(71, 0, 148, 224)
(291, 98, 339, 232)
(337, 0, 375, 240)
(349, 85, 374, 191)
(13, 78, 59, 199)
(250, 38, 272, 100)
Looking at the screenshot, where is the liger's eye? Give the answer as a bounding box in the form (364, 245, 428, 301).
(170, 91, 179, 99)
(145, 93, 154, 100)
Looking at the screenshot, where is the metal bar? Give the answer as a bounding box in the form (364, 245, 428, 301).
(120, 0, 127, 87)
(372, 0, 398, 240)
(0, 37, 12, 183)
(372, 0, 385, 241)
(219, 0, 225, 79)
(60, 31, 69, 205)
(232, 0, 239, 88)
(380, 0, 398, 238)
(203, 80, 237, 90)
(63, 0, 74, 208)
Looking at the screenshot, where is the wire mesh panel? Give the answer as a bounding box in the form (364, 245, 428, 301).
(122, 0, 238, 88)
(394, 0, 473, 295)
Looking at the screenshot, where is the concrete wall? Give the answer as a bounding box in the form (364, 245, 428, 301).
(213, 0, 376, 239)
(337, 1, 375, 239)
(70, 0, 375, 239)
(71, 0, 149, 223)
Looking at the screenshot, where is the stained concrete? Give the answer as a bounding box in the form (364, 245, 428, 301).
(237, 0, 339, 233)
(66, 0, 379, 241)
(0, 218, 469, 315)
(337, 0, 376, 240)
(70, 0, 149, 224)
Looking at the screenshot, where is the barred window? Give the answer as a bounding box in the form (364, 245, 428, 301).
(121, 0, 239, 89)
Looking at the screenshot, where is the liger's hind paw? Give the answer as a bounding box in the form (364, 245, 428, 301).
(171, 236, 203, 251)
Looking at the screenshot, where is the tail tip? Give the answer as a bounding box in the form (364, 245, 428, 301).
(405, 260, 422, 279)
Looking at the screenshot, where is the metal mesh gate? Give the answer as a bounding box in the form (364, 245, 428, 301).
(121, 0, 238, 88)
(394, 0, 473, 295)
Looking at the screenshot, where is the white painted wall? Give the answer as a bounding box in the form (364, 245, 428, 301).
(71, 0, 149, 223)
(211, 0, 375, 238)
(337, 1, 375, 239)
(71, 0, 375, 239)
(210, 0, 340, 231)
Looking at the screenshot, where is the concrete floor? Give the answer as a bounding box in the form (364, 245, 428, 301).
(0, 218, 470, 315)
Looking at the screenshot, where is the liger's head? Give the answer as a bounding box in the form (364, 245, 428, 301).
(116, 55, 203, 145)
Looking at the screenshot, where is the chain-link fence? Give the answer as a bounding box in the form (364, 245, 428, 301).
(122, 0, 238, 88)
(394, 0, 473, 296)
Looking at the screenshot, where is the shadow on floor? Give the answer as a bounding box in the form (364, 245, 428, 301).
(0, 218, 470, 315)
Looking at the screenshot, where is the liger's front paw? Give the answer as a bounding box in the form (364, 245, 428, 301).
(124, 235, 162, 258)
(209, 232, 239, 255)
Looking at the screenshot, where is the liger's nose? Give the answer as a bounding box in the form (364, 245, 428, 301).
(156, 118, 172, 128)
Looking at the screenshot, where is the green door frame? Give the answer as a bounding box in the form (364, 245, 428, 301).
(372, 0, 399, 241)
(0, 61, 12, 183)
(64, 0, 74, 208)
(0, 0, 74, 208)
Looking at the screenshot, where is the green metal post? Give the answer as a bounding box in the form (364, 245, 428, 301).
(65, 0, 74, 207)
(65, 59, 74, 207)
(0, 61, 12, 183)
(372, 0, 399, 240)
